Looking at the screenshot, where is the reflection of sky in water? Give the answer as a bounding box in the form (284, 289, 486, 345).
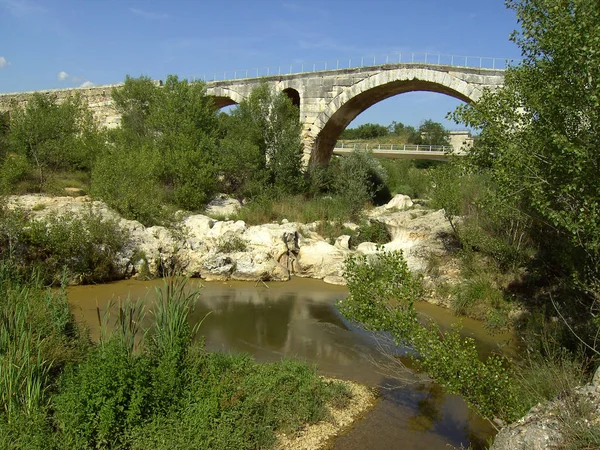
(68, 277, 497, 450)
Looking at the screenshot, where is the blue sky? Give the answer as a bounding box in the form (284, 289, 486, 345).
(0, 0, 521, 130)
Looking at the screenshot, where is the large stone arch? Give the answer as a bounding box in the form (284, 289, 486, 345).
(206, 86, 246, 109)
(307, 68, 484, 164)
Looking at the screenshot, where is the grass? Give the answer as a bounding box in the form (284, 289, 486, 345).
(223, 194, 368, 226)
(380, 159, 438, 199)
(558, 394, 600, 449)
(215, 235, 248, 253)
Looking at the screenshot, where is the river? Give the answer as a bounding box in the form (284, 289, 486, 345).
(68, 277, 512, 449)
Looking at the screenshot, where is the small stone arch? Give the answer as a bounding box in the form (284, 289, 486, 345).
(282, 87, 300, 109)
(206, 87, 246, 109)
(307, 68, 483, 164)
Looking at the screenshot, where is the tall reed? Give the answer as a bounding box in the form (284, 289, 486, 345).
(0, 269, 50, 423)
(150, 276, 207, 360)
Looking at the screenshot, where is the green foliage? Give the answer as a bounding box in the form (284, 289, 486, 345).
(111, 75, 157, 142)
(429, 163, 533, 269)
(221, 83, 304, 196)
(215, 235, 248, 254)
(229, 194, 358, 226)
(416, 119, 451, 146)
(2, 93, 105, 193)
(330, 149, 390, 219)
(451, 0, 600, 300)
(90, 144, 167, 225)
(389, 121, 420, 143)
(380, 159, 435, 199)
(101, 75, 220, 220)
(0, 207, 128, 285)
(339, 250, 523, 423)
(350, 220, 391, 248)
(53, 338, 155, 449)
(339, 122, 390, 140)
(129, 354, 348, 450)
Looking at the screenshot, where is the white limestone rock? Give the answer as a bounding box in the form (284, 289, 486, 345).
(204, 194, 242, 218)
(385, 194, 414, 210)
(295, 240, 348, 279)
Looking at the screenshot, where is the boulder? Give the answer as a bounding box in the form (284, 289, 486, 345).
(491, 386, 600, 450)
(296, 240, 348, 279)
(385, 194, 414, 210)
(335, 235, 351, 250)
(204, 194, 242, 218)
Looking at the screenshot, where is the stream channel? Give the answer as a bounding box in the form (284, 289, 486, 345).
(68, 277, 513, 449)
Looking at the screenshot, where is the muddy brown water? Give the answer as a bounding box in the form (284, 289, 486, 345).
(68, 277, 513, 450)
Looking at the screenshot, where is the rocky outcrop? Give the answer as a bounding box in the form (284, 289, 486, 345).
(6, 194, 455, 285)
(490, 384, 600, 450)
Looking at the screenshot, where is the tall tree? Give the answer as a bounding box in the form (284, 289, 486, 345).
(452, 0, 600, 299)
(221, 83, 304, 196)
(417, 119, 450, 146)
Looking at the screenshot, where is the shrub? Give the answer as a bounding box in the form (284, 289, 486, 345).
(91, 144, 167, 225)
(330, 150, 390, 218)
(53, 338, 156, 449)
(221, 83, 304, 198)
(4, 93, 104, 192)
(350, 220, 391, 248)
(0, 208, 128, 284)
(215, 235, 248, 253)
(339, 249, 523, 423)
(380, 159, 435, 199)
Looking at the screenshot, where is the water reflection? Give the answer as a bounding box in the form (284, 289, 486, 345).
(67, 277, 497, 450)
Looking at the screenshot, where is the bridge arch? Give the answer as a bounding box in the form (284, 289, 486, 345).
(206, 87, 246, 109)
(282, 87, 300, 109)
(307, 68, 483, 164)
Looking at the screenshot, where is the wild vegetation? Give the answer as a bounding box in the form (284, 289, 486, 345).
(337, 0, 600, 445)
(0, 264, 350, 449)
(2, 0, 599, 447)
(339, 119, 451, 147)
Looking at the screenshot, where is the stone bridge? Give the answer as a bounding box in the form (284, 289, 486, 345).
(0, 61, 505, 164)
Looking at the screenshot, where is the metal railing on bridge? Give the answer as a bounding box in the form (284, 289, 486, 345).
(335, 142, 454, 153)
(191, 51, 518, 83)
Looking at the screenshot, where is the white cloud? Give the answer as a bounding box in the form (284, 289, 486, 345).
(80, 81, 94, 88)
(130, 7, 169, 20)
(57, 71, 69, 81)
(0, 56, 9, 68)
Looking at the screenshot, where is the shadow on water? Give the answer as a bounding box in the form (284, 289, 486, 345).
(68, 277, 503, 450)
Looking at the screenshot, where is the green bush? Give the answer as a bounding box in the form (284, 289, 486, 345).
(329, 150, 390, 218)
(220, 83, 304, 197)
(350, 220, 391, 248)
(215, 235, 248, 253)
(380, 159, 435, 199)
(3, 93, 104, 193)
(91, 144, 167, 225)
(129, 353, 348, 450)
(0, 208, 128, 284)
(339, 249, 523, 423)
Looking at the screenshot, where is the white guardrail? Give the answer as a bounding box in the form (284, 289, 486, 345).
(336, 142, 453, 153)
(192, 52, 517, 82)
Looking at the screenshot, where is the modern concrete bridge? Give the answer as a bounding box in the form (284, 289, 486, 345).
(0, 52, 507, 164)
(333, 143, 457, 161)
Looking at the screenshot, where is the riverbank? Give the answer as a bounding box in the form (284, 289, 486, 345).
(277, 379, 376, 450)
(5, 193, 456, 286)
(67, 277, 501, 449)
